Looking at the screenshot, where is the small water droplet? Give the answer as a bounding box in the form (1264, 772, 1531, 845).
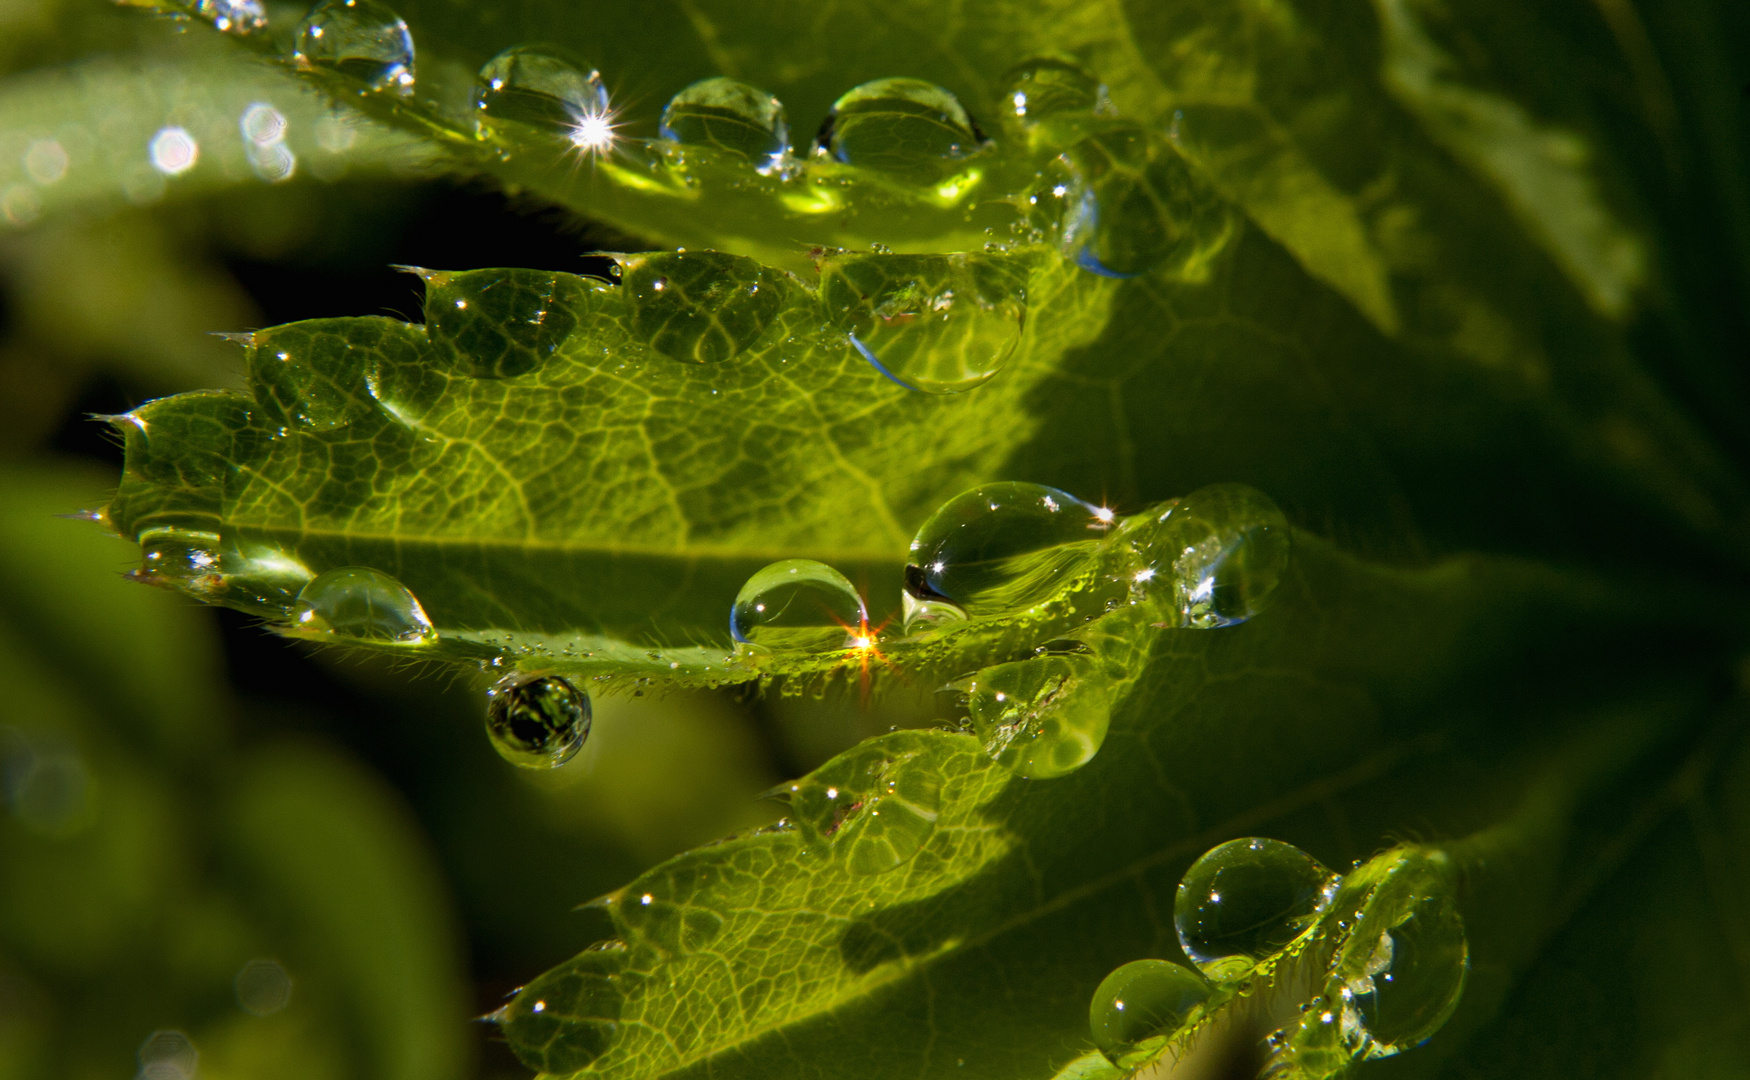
(820, 251, 1028, 394)
(995, 56, 1108, 133)
(1041, 123, 1234, 279)
(1089, 959, 1211, 1068)
(790, 735, 940, 874)
(904, 482, 1109, 627)
(815, 77, 984, 184)
(295, 0, 416, 95)
(660, 76, 790, 163)
(293, 566, 436, 643)
(731, 559, 868, 653)
(1126, 484, 1290, 627)
(474, 46, 608, 143)
(1324, 852, 1467, 1057)
(1175, 837, 1338, 982)
(624, 251, 785, 362)
(185, 0, 265, 33)
(485, 672, 590, 769)
(957, 653, 1110, 778)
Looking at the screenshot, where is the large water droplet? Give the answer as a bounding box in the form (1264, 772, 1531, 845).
(731, 558, 868, 653)
(660, 77, 789, 163)
(137, 527, 222, 590)
(216, 534, 313, 612)
(294, 0, 416, 95)
(485, 672, 591, 769)
(995, 56, 1108, 135)
(1089, 959, 1211, 1068)
(787, 735, 941, 874)
(623, 250, 785, 363)
(247, 324, 379, 432)
(957, 653, 1110, 778)
(293, 566, 435, 643)
(474, 46, 608, 144)
(1175, 837, 1338, 982)
(904, 482, 1112, 628)
(820, 251, 1027, 394)
(1125, 484, 1290, 628)
(422, 267, 591, 378)
(1327, 853, 1467, 1056)
(815, 77, 984, 184)
(1044, 123, 1233, 279)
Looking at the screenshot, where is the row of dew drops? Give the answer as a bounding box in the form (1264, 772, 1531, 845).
(176, 0, 1232, 281)
(234, 479, 1286, 814)
(1088, 837, 1468, 1075)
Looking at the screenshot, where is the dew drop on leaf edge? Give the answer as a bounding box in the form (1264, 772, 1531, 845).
(995, 56, 1106, 130)
(292, 566, 436, 644)
(821, 251, 1027, 395)
(1125, 483, 1291, 628)
(958, 653, 1110, 778)
(660, 76, 790, 163)
(294, 0, 416, 95)
(474, 45, 609, 144)
(788, 737, 941, 874)
(731, 558, 868, 653)
(815, 77, 984, 185)
(486, 672, 591, 769)
(1089, 959, 1211, 1068)
(904, 481, 1110, 627)
(1174, 837, 1338, 982)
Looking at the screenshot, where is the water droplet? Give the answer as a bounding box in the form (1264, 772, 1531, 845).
(293, 566, 436, 643)
(186, 0, 265, 33)
(995, 56, 1108, 133)
(423, 268, 593, 377)
(247, 323, 380, 432)
(731, 559, 867, 653)
(957, 653, 1110, 778)
(234, 959, 293, 1016)
(474, 46, 608, 143)
(499, 948, 625, 1071)
(1175, 837, 1338, 982)
(1326, 853, 1467, 1056)
(904, 482, 1110, 627)
(1044, 123, 1234, 279)
(815, 77, 984, 184)
(790, 735, 940, 874)
(660, 76, 789, 163)
(820, 251, 1028, 394)
(485, 672, 591, 769)
(137, 527, 222, 589)
(1089, 959, 1211, 1068)
(1125, 484, 1290, 627)
(624, 251, 785, 363)
(295, 0, 416, 95)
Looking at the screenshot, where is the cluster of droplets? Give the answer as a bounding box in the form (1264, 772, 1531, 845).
(1086, 838, 1469, 1076)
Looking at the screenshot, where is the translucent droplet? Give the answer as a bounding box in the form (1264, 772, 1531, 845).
(730, 559, 867, 653)
(1089, 959, 1211, 1068)
(187, 0, 265, 34)
(815, 77, 984, 184)
(137, 527, 222, 589)
(234, 959, 293, 1016)
(958, 653, 1110, 778)
(1125, 484, 1290, 627)
(995, 56, 1107, 131)
(1174, 837, 1338, 982)
(499, 946, 626, 1070)
(1045, 123, 1234, 279)
(295, 0, 416, 95)
(660, 76, 789, 162)
(474, 46, 608, 143)
(788, 735, 941, 874)
(485, 672, 591, 769)
(247, 323, 380, 432)
(623, 251, 785, 363)
(293, 566, 435, 643)
(904, 482, 1111, 627)
(1327, 853, 1467, 1056)
(215, 535, 313, 613)
(820, 252, 1028, 394)
(422, 267, 592, 378)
